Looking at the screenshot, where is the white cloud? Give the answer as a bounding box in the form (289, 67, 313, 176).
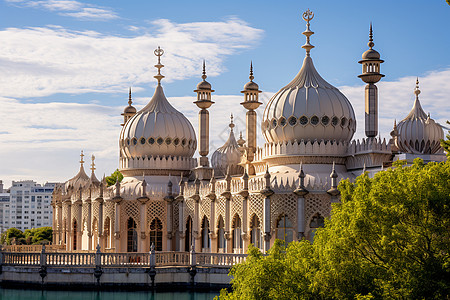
(0, 19, 263, 98)
(5, 0, 118, 20)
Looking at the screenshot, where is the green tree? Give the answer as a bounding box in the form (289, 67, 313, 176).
(0, 228, 24, 245)
(441, 120, 450, 157)
(219, 158, 450, 299)
(106, 169, 123, 187)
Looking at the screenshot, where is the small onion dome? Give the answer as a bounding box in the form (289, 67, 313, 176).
(195, 60, 213, 91)
(123, 88, 137, 114)
(211, 116, 244, 177)
(65, 151, 91, 191)
(262, 55, 356, 144)
(120, 84, 197, 159)
(242, 61, 260, 91)
(395, 79, 444, 154)
(361, 48, 380, 60)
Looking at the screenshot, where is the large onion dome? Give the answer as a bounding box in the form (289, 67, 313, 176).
(262, 10, 356, 145)
(65, 151, 90, 191)
(395, 79, 444, 154)
(119, 48, 197, 160)
(211, 116, 244, 177)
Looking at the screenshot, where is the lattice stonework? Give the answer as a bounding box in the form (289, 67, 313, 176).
(231, 194, 243, 221)
(72, 204, 81, 224)
(147, 200, 166, 229)
(103, 200, 115, 230)
(270, 193, 298, 229)
(173, 202, 179, 232)
(200, 197, 211, 220)
(184, 198, 195, 225)
(249, 193, 264, 226)
(305, 193, 331, 230)
(122, 200, 140, 229)
(216, 196, 226, 223)
(82, 202, 90, 228)
(92, 201, 100, 221)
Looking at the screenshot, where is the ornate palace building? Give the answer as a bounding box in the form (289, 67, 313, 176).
(51, 10, 446, 253)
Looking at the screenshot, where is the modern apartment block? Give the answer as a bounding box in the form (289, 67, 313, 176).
(0, 180, 58, 232)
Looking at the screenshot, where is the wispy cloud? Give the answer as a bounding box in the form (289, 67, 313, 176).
(0, 18, 263, 98)
(5, 0, 118, 20)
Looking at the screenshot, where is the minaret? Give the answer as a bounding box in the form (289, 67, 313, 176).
(121, 87, 137, 126)
(241, 62, 262, 175)
(358, 24, 384, 139)
(194, 60, 215, 168)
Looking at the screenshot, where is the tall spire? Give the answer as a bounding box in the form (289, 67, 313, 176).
(249, 61, 254, 81)
(368, 22, 374, 49)
(229, 114, 235, 131)
(128, 87, 133, 106)
(414, 77, 421, 99)
(202, 60, 207, 81)
(301, 9, 315, 56)
(90, 154, 96, 173)
(80, 150, 85, 167)
(154, 46, 165, 85)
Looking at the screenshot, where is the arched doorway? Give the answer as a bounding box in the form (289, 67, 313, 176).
(232, 214, 242, 253)
(217, 215, 225, 252)
(250, 214, 262, 249)
(127, 218, 138, 252)
(201, 216, 210, 252)
(150, 218, 163, 251)
(276, 214, 294, 247)
(185, 216, 193, 251)
(72, 219, 77, 250)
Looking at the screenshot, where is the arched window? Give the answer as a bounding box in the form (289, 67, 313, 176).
(276, 214, 294, 246)
(250, 214, 262, 249)
(217, 216, 225, 252)
(201, 216, 210, 251)
(232, 214, 243, 253)
(150, 218, 163, 251)
(72, 219, 77, 250)
(185, 216, 193, 251)
(309, 213, 325, 242)
(127, 218, 138, 252)
(104, 217, 111, 249)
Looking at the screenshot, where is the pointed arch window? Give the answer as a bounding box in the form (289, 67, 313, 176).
(201, 216, 211, 251)
(104, 217, 111, 249)
(232, 214, 243, 252)
(309, 213, 325, 243)
(217, 216, 225, 252)
(276, 214, 294, 246)
(150, 218, 163, 251)
(127, 218, 138, 252)
(72, 219, 77, 250)
(250, 214, 262, 249)
(185, 216, 193, 251)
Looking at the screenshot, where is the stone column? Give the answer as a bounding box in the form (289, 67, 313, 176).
(74, 199, 82, 251)
(207, 175, 217, 253)
(240, 171, 250, 250)
(86, 199, 92, 250)
(164, 180, 174, 251)
(57, 202, 62, 244)
(114, 199, 122, 252)
(138, 197, 148, 252)
(294, 165, 309, 240)
(65, 200, 71, 251)
(222, 172, 232, 253)
(261, 169, 273, 252)
(96, 197, 104, 250)
(192, 178, 201, 252)
(178, 198, 185, 251)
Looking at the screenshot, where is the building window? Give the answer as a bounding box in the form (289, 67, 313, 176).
(309, 213, 325, 242)
(149, 218, 163, 251)
(250, 214, 262, 249)
(127, 218, 138, 253)
(201, 216, 210, 251)
(73, 220, 77, 250)
(276, 214, 294, 247)
(185, 216, 193, 251)
(217, 216, 225, 252)
(232, 214, 243, 252)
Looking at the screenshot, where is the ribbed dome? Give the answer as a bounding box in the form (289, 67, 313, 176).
(120, 85, 197, 159)
(211, 121, 243, 177)
(361, 48, 380, 60)
(262, 56, 356, 144)
(123, 105, 136, 114)
(243, 80, 259, 91)
(65, 162, 90, 191)
(196, 80, 211, 90)
(395, 82, 444, 154)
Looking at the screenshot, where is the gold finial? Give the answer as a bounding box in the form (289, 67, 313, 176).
(154, 46, 165, 85)
(249, 61, 254, 81)
(202, 60, 207, 81)
(229, 113, 235, 131)
(128, 87, 132, 106)
(414, 77, 421, 98)
(80, 150, 84, 165)
(368, 23, 374, 49)
(91, 154, 96, 172)
(301, 9, 315, 56)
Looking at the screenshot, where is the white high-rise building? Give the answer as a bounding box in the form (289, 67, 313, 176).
(2, 180, 58, 231)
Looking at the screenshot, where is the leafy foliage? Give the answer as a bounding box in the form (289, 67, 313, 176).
(218, 159, 450, 299)
(441, 120, 450, 157)
(106, 169, 123, 187)
(1, 227, 52, 245)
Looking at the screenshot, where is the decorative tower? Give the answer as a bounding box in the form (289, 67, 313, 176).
(358, 24, 384, 139)
(121, 87, 137, 126)
(194, 61, 215, 170)
(241, 62, 262, 175)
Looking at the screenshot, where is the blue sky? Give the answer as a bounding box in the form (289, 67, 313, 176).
(0, 0, 449, 187)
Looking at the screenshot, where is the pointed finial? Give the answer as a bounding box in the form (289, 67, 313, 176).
(128, 87, 132, 106)
(202, 60, 207, 81)
(80, 150, 85, 166)
(414, 77, 421, 98)
(229, 113, 235, 131)
(154, 46, 165, 85)
(90, 154, 96, 172)
(330, 161, 337, 178)
(368, 22, 374, 49)
(301, 9, 315, 56)
(249, 61, 254, 81)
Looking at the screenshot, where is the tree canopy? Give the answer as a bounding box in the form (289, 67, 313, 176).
(105, 169, 123, 187)
(1, 227, 52, 245)
(441, 120, 450, 157)
(217, 158, 450, 299)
